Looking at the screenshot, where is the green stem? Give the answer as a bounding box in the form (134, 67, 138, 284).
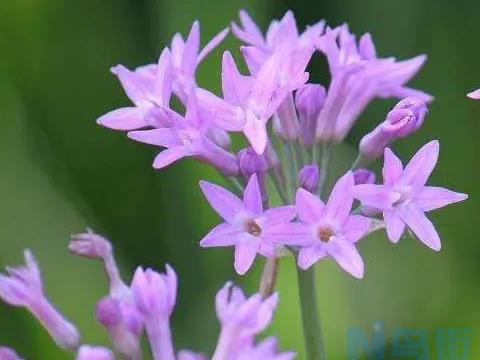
(318, 144, 331, 197)
(296, 266, 326, 360)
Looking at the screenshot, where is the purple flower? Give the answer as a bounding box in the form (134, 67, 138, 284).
(298, 165, 320, 193)
(70, 231, 143, 359)
(0, 347, 24, 360)
(76, 346, 115, 360)
(352, 141, 468, 250)
(295, 84, 327, 146)
(283, 172, 371, 278)
(467, 88, 480, 99)
(353, 168, 376, 185)
(97, 48, 173, 131)
(0, 250, 80, 349)
(200, 173, 297, 275)
(359, 97, 428, 159)
(131, 265, 177, 360)
(316, 25, 432, 142)
(128, 92, 238, 175)
(212, 282, 278, 359)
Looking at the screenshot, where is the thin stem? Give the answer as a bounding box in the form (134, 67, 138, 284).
(296, 267, 326, 360)
(318, 144, 331, 197)
(349, 154, 364, 170)
(259, 257, 279, 298)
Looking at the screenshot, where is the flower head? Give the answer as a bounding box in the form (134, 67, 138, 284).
(199, 174, 297, 274)
(283, 172, 371, 278)
(0, 250, 80, 350)
(353, 141, 468, 249)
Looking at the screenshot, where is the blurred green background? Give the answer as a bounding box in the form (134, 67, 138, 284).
(0, 0, 478, 359)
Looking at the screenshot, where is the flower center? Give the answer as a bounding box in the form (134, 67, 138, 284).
(246, 220, 262, 237)
(318, 226, 334, 243)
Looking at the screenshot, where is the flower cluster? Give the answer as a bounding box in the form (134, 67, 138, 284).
(0, 232, 292, 359)
(96, 10, 465, 279)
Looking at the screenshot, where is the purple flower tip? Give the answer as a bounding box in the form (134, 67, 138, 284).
(353, 168, 376, 185)
(69, 230, 112, 259)
(237, 147, 270, 178)
(298, 165, 320, 193)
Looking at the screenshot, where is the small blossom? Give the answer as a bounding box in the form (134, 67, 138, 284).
(70, 231, 142, 359)
(0, 250, 80, 350)
(76, 346, 115, 360)
(199, 174, 297, 275)
(352, 141, 468, 250)
(131, 266, 177, 360)
(0, 347, 24, 360)
(359, 97, 428, 159)
(353, 168, 376, 185)
(212, 282, 279, 359)
(316, 26, 432, 142)
(281, 172, 371, 278)
(128, 92, 238, 175)
(295, 84, 327, 146)
(298, 165, 320, 193)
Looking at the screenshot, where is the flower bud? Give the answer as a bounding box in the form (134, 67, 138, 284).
(273, 94, 300, 141)
(76, 345, 114, 360)
(353, 168, 376, 185)
(237, 148, 269, 179)
(298, 165, 320, 193)
(359, 97, 428, 159)
(295, 84, 326, 146)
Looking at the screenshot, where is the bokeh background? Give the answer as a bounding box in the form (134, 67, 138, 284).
(0, 0, 478, 359)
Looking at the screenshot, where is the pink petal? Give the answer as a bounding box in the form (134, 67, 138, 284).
(383, 210, 405, 243)
(200, 223, 240, 247)
(342, 215, 371, 243)
(241, 46, 267, 74)
(97, 107, 150, 131)
(196, 89, 245, 131)
(231, 10, 265, 48)
(199, 180, 244, 223)
(243, 173, 263, 215)
(128, 128, 180, 148)
(153, 48, 173, 106)
(352, 184, 400, 210)
(263, 206, 297, 225)
(399, 204, 441, 251)
(329, 240, 364, 279)
(295, 188, 325, 224)
(400, 140, 439, 189)
(234, 241, 259, 275)
(383, 148, 403, 186)
(111, 65, 149, 106)
(198, 28, 229, 63)
(182, 21, 200, 77)
(415, 186, 468, 212)
(152, 147, 191, 169)
(221, 51, 251, 105)
(298, 246, 326, 270)
(243, 111, 267, 154)
(467, 89, 480, 99)
(325, 171, 355, 222)
(263, 223, 311, 246)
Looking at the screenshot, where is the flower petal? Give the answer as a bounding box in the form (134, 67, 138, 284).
(152, 147, 191, 169)
(244, 111, 267, 154)
(383, 210, 405, 243)
(415, 186, 468, 212)
(200, 223, 240, 247)
(234, 241, 259, 275)
(263, 223, 312, 246)
(342, 215, 371, 243)
(97, 107, 150, 131)
(263, 206, 297, 225)
(400, 140, 439, 189)
(298, 246, 326, 270)
(352, 184, 400, 210)
(295, 188, 325, 224)
(328, 240, 364, 279)
(383, 148, 403, 186)
(198, 27, 229, 64)
(399, 204, 441, 251)
(243, 173, 263, 215)
(325, 171, 355, 222)
(199, 180, 244, 223)
(182, 21, 200, 77)
(128, 128, 181, 148)
(467, 89, 480, 99)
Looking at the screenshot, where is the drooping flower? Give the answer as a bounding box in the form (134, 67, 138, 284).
(0, 250, 80, 350)
(199, 173, 297, 275)
(70, 231, 143, 359)
(359, 97, 428, 159)
(352, 141, 468, 250)
(281, 172, 371, 278)
(211, 282, 279, 359)
(131, 265, 177, 360)
(128, 91, 238, 175)
(75, 346, 115, 360)
(316, 25, 432, 142)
